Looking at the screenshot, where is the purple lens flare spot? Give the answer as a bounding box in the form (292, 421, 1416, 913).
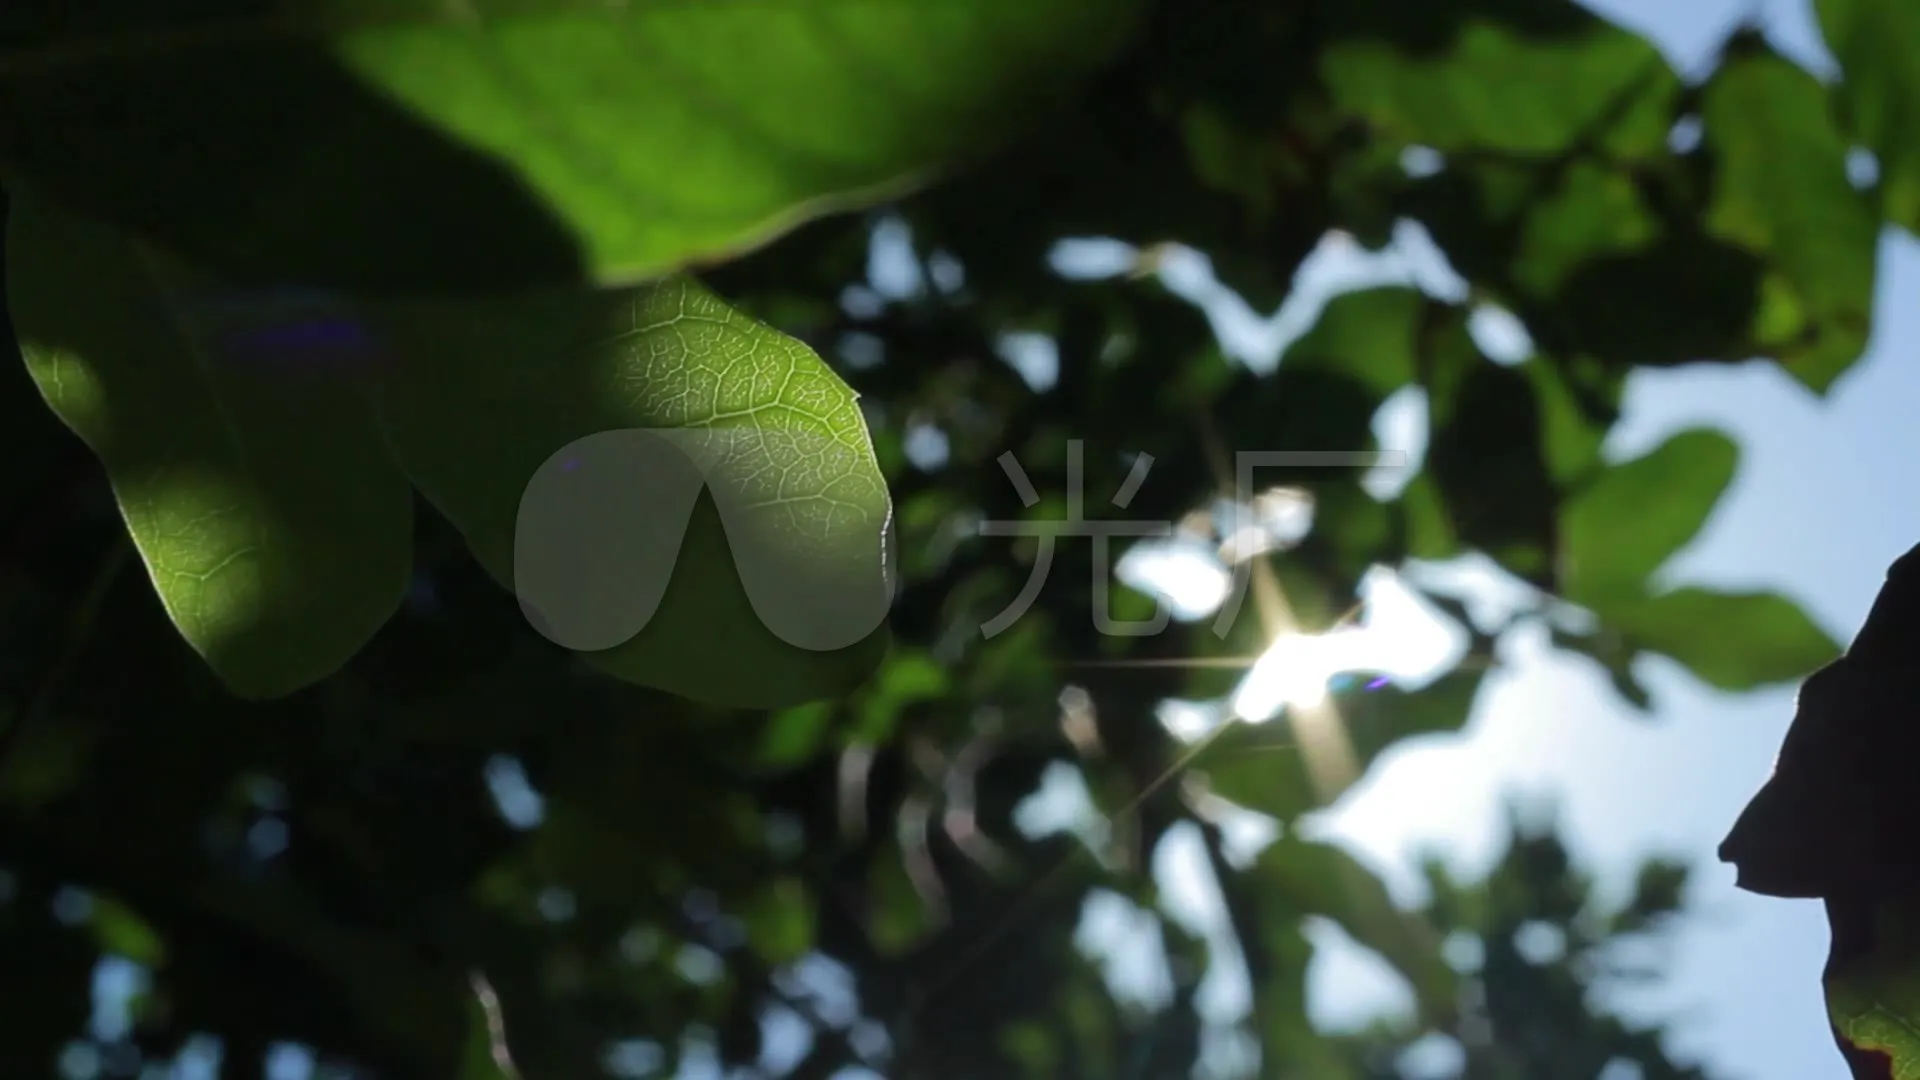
(217, 318, 392, 373)
(1365, 676, 1390, 691)
(227, 318, 376, 352)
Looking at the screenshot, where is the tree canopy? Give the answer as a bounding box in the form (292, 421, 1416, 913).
(0, 0, 1910, 1077)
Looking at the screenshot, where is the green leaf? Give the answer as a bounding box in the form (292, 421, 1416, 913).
(868, 852, 938, 955)
(0, 0, 1145, 293)
(756, 703, 836, 769)
(360, 276, 893, 709)
(1278, 287, 1429, 394)
(1340, 667, 1488, 761)
(4, 187, 413, 699)
(1700, 31, 1878, 392)
(853, 651, 950, 743)
(1558, 428, 1738, 609)
(1605, 587, 1841, 692)
(1197, 721, 1316, 822)
(738, 877, 815, 966)
(1320, 0, 1682, 158)
(1522, 355, 1624, 487)
(1397, 473, 1461, 562)
(1257, 838, 1456, 1022)
(1825, 899, 1920, 1079)
(1820, 0, 1920, 233)
(85, 896, 165, 968)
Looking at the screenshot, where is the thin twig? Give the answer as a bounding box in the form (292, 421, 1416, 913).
(0, 538, 130, 788)
(468, 971, 524, 1080)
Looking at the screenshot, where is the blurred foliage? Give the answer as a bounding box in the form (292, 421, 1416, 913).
(0, 0, 1901, 1076)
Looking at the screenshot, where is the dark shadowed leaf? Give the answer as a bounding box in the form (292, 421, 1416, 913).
(1423, 320, 1559, 586)
(1319, 0, 1681, 157)
(1699, 32, 1878, 392)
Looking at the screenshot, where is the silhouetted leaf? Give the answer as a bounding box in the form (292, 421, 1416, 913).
(1720, 548, 1920, 901)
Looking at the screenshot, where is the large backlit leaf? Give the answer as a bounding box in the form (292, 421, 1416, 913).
(4, 187, 412, 699)
(359, 276, 894, 709)
(1558, 428, 1738, 609)
(0, 0, 1144, 294)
